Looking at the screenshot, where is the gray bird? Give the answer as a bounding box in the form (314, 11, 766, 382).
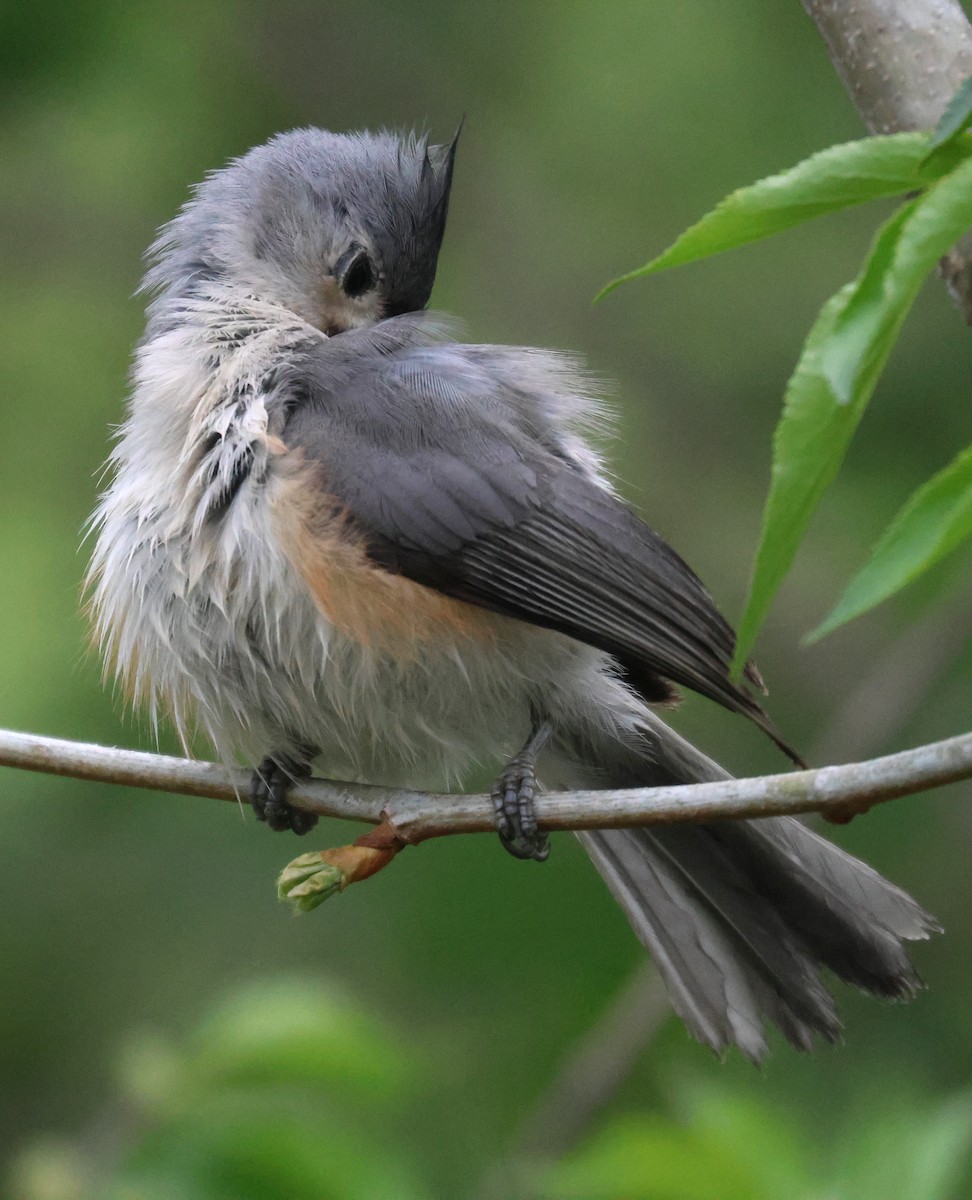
(87, 127, 935, 1061)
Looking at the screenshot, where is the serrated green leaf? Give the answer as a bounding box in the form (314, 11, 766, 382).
(821, 152, 972, 406)
(816, 200, 918, 404)
(596, 132, 971, 300)
(810, 442, 972, 640)
(922, 74, 972, 163)
(729, 281, 864, 676)
(733, 155, 972, 673)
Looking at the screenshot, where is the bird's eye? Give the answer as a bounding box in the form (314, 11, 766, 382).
(339, 250, 376, 298)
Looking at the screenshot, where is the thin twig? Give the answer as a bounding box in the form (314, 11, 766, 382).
(2, 726, 971, 840)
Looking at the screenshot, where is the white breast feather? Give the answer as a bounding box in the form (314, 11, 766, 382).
(87, 299, 646, 787)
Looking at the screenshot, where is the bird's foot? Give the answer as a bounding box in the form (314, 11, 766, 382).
(250, 752, 318, 836)
(491, 721, 553, 862)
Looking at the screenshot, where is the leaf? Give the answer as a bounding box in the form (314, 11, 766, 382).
(728, 281, 867, 678)
(673, 1078, 812, 1198)
(186, 977, 414, 1099)
(822, 150, 972, 406)
(535, 1114, 767, 1200)
(732, 153, 972, 673)
(922, 74, 972, 163)
(831, 1097, 972, 1200)
(120, 1095, 431, 1200)
(903, 1097, 972, 1200)
(816, 199, 919, 405)
(810, 442, 972, 640)
(596, 133, 971, 300)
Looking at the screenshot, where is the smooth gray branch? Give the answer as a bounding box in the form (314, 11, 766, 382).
(802, 0, 972, 134)
(802, 0, 972, 321)
(2, 726, 971, 842)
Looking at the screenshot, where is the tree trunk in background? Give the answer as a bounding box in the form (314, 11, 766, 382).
(803, 0, 972, 321)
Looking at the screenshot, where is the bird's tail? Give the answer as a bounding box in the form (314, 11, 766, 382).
(558, 710, 937, 1061)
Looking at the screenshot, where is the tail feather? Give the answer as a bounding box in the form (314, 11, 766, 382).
(579, 826, 841, 1059)
(707, 819, 937, 998)
(560, 710, 937, 1061)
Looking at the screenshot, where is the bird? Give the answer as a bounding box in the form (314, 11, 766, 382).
(87, 125, 935, 1061)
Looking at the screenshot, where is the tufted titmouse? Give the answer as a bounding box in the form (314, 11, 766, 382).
(87, 127, 934, 1060)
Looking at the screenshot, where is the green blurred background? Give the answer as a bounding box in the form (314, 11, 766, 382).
(2, 2, 971, 1197)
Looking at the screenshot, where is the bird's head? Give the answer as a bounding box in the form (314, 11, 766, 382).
(145, 126, 460, 335)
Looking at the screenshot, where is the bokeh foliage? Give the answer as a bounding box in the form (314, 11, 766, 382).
(11, 976, 972, 1199)
(2, 1, 971, 1196)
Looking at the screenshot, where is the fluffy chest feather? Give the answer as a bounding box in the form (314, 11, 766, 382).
(87, 308, 588, 783)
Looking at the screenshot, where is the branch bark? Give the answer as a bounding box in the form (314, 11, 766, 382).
(3, 726, 971, 841)
(802, 0, 972, 321)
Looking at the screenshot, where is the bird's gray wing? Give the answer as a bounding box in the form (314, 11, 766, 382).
(276, 321, 796, 757)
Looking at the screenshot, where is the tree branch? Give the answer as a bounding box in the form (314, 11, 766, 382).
(2, 726, 971, 841)
(802, 0, 972, 321)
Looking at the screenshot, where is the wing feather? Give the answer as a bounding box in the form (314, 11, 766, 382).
(276, 322, 799, 760)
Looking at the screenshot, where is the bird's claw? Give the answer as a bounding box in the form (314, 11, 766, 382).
(250, 755, 318, 836)
(491, 749, 550, 862)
